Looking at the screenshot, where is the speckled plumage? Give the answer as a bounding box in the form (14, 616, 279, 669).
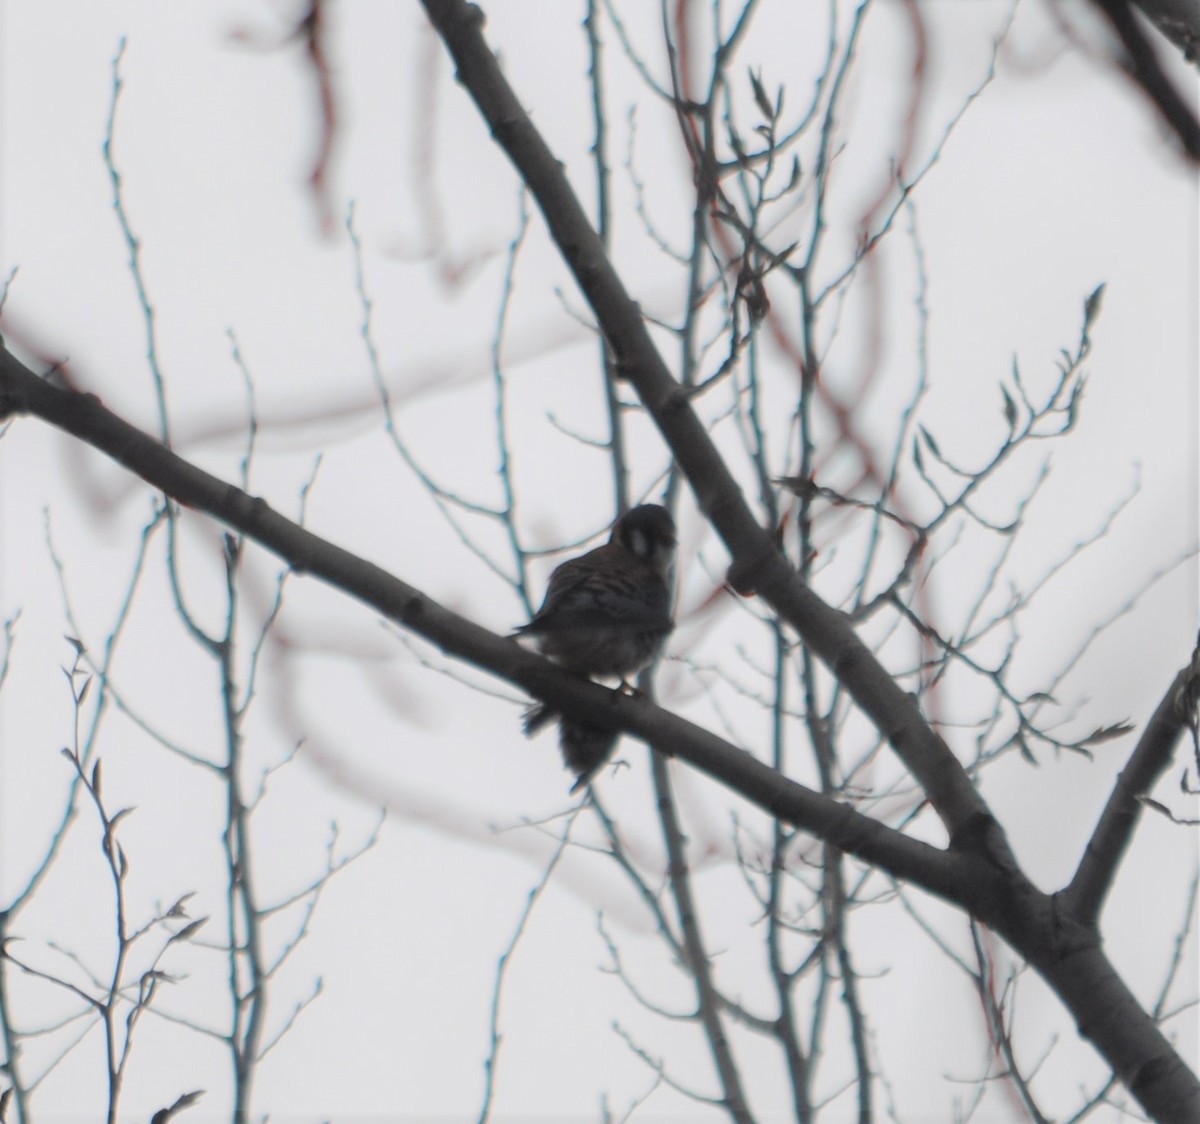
(518, 504, 676, 790)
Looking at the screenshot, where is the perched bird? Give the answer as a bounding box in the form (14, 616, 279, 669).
(517, 504, 677, 791)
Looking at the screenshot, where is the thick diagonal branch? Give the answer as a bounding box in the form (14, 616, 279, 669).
(416, 6, 1200, 1117)
(419, 0, 1009, 867)
(1064, 654, 1200, 924)
(0, 344, 964, 907)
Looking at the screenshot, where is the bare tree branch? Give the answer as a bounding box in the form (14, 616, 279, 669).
(1064, 643, 1200, 924)
(0, 343, 965, 888)
(417, 0, 1012, 868)
(1089, 0, 1200, 157)
(1130, 0, 1200, 65)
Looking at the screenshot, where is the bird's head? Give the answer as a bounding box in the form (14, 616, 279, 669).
(614, 504, 677, 578)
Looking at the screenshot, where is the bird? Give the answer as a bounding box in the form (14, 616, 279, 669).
(516, 504, 677, 791)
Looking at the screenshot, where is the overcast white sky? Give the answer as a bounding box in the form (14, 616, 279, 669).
(1, 2, 1197, 1121)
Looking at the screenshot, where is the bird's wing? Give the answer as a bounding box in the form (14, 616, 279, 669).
(517, 552, 672, 636)
(518, 603, 672, 636)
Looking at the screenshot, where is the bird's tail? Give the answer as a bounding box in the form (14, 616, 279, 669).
(522, 701, 555, 737)
(560, 720, 619, 793)
(522, 703, 619, 792)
